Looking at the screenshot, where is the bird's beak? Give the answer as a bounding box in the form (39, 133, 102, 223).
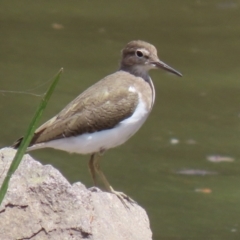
(152, 60, 182, 77)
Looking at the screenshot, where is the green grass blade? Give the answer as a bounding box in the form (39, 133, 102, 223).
(0, 68, 63, 205)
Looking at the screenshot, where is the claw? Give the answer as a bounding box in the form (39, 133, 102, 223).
(111, 190, 136, 208)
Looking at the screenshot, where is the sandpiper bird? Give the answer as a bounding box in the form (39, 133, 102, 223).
(13, 40, 182, 204)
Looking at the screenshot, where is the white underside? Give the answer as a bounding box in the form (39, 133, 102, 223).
(28, 94, 150, 154)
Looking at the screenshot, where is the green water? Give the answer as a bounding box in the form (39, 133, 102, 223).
(1, 0, 240, 239)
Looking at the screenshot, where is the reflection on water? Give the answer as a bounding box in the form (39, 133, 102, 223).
(1, 0, 240, 239)
(175, 169, 218, 175)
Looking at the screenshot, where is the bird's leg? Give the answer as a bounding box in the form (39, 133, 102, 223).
(90, 153, 112, 192)
(88, 154, 97, 186)
(90, 153, 136, 207)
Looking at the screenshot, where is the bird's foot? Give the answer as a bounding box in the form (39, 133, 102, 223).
(110, 189, 136, 208)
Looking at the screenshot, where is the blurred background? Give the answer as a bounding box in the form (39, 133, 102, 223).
(1, 0, 240, 239)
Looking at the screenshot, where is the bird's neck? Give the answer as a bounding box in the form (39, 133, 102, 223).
(120, 65, 150, 82)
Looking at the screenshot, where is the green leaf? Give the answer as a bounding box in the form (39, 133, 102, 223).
(0, 68, 63, 205)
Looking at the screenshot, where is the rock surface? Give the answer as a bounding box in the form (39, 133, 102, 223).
(0, 148, 152, 240)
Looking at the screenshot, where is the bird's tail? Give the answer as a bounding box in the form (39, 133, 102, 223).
(11, 137, 24, 149)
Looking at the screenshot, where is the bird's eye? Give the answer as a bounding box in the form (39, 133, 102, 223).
(136, 50, 144, 58)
